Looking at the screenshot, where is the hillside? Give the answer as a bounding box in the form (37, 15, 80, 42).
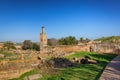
(95, 36, 120, 43)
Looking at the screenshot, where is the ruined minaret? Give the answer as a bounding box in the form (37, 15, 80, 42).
(40, 26, 47, 51)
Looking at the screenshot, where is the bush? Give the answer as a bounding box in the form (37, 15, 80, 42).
(22, 40, 33, 50)
(58, 36, 78, 45)
(22, 40, 40, 51)
(32, 43, 40, 51)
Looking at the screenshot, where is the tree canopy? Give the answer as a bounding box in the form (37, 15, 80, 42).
(79, 37, 90, 43)
(58, 36, 78, 45)
(22, 40, 33, 50)
(22, 40, 40, 51)
(32, 43, 40, 51)
(48, 38, 58, 46)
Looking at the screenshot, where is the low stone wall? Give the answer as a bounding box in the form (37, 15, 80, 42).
(0, 68, 32, 80)
(0, 59, 40, 79)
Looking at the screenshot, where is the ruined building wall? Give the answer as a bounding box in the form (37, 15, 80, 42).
(55, 43, 120, 55)
(93, 43, 120, 54)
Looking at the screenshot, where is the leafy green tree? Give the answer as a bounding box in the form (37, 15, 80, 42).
(32, 43, 40, 51)
(58, 38, 66, 45)
(3, 41, 16, 50)
(80, 37, 84, 43)
(58, 36, 78, 45)
(79, 37, 90, 43)
(22, 40, 33, 50)
(85, 38, 90, 43)
(48, 38, 58, 46)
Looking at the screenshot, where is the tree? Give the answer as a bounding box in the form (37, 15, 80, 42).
(85, 38, 90, 43)
(79, 37, 90, 43)
(47, 38, 58, 46)
(32, 43, 40, 51)
(80, 37, 84, 43)
(58, 38, 66, 45)
(58, 36, 78, 45)
(22, 40, 33, 50)
(3, 41, 16, 50)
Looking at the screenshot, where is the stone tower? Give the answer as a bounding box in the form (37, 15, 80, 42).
(40, 26, 47, 51)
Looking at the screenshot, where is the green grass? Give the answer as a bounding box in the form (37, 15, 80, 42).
(9, 68, 41, 80)
(65, 51, 96, 59)
(10, 52, 117, 80)
(94, 36, 120, 43)
(46, 52, 116, 80)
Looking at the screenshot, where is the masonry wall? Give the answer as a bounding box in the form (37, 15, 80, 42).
(55, 43, 120, 54)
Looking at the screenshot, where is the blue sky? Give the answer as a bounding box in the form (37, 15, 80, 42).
(0, 0, 120, 42)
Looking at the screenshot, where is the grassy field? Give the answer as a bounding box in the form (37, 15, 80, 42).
(10, 51, 117, 80)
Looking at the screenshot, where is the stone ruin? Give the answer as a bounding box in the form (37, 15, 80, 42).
(0, 41, 119, 79)
(92, 43, 120, 54)
(49, 43, 120, 55)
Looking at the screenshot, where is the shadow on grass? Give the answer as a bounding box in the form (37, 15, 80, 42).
(88, 53, 117, 80)
(45, 53, 117, 80)
(88, 53, 117, 61)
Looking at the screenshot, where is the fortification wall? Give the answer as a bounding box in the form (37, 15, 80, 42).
(55, 45, 90, 52)
(55, 43, 120, 54)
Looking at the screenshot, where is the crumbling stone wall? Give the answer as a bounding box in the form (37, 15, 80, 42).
(55, 45, 90, 53)
(93, 43, 120, 54)
(53, 43, 120, 55)
(0, 59, 40, 79)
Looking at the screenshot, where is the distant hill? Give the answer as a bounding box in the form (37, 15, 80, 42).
(94, 36, 120, 43)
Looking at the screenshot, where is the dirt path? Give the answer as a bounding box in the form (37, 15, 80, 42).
(100, 56, 120, 80)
